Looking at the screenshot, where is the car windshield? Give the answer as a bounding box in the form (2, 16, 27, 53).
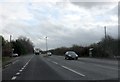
(68, 52, 76, 55)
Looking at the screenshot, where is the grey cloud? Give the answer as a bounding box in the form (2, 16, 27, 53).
(106, 5, 118, 16)
(1, 1, 118, 50)
(44, 24, 117, 50)
(43, 26, 105, 50)
(70, 2, 116, 9)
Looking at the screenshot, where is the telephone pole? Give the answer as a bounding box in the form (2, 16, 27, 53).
(10, 35, 13, 57)
(10, 35, 12, 42)
(46, 36, 48, 52)
(104, 26, 107, 40)
(104, 26, 107, 53)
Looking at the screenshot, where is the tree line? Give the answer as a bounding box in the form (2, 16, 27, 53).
(48, 35, 119, 58)
(1, 35, 119, 58)
(1, 35, 34, 57)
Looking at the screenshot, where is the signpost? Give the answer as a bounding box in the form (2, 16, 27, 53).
(89, 48, 93, 57)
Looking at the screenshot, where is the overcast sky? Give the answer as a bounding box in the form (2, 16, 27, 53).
(0, 0, 118, 50)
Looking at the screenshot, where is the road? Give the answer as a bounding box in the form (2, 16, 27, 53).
(2, 54, 119, 81)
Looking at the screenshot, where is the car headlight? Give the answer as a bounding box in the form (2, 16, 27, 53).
(68, 55, 71, 56)
(76, 55, 78, 57)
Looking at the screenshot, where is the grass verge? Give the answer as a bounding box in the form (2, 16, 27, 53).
(2, 57, 14, 68)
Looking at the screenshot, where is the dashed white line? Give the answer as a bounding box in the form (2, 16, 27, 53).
(19, 70, 22, 72)
(16, 72, 20, 75)
(5, 64, 9, 67)
(22, 55, 33, 68)
(52, 61, 58, 64)
(21, 68, 24, 70)
(12, 60, 19, 64)
(11, 56, 34, 80)
(25, 63, 28, 65)
(61, 65, 85, 77)
(11, 76, 16, 80)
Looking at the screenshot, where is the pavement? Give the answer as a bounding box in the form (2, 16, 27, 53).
(2, 54, 119, 81)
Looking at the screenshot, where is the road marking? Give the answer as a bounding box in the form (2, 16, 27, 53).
(23, 55, 33, 68)
(23, 66, 26, 68)
(11, 56, 34, 80)
(25, 62, 28, 65)
(12, 60, 19, 64)
(61, 65, 85, 77)
(21, 68, 24, 70)
(24, 63, 28, 67)
(52, 61, 58, 64)
(27, 56, 33, 64)
(16, 72, 20, 75)
(5, 64, 9, 67)
(11, 76, 16, 80)
(19, 70, 22, 72)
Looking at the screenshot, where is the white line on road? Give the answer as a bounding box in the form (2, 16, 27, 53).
(16, 72, 20, 75)
(25, 63, 28, 65)
(23, 65, 26, 68)
(5, 64, 9, 67)
(27, 56, 33, 64)
(23, 55, 33, 68)
(11, 76, 16, 80)
(21, 68, 24, 70)
(12, 60, 19, 64)
(52, 61, 58, 64)
(24, 63, 28, 67)
(11, 56, 34, 80)
(61, 65, 85, 77)
(19, 70, 22, 72)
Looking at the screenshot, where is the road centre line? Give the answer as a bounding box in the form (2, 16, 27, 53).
(23, 66, 26, 68)
(11, 76, 16, 80)
(19, 70, 22, 72)
(52, 61, 58, 64)
(21, 68, 24, 70)
(16, 72, 20, 75)
(23, 55, 33, 68)
(21, 56, 33, 70)
(61, 65, 85, 77)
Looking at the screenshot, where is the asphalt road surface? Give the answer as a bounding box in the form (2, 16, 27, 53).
(2, 54, 119, 81)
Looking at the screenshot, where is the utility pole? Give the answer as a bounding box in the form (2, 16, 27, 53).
(46, 36, 48, 52)
(104, 26, 107, 40)
(10, 35, 12, 42)
(89, 48, 93, 57)
(104, 26, 107, 55)
(10, 35, 12, 57)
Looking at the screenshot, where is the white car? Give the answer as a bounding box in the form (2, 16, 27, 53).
(47, 52, 52, 56)
(12, 53, 18, 57)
